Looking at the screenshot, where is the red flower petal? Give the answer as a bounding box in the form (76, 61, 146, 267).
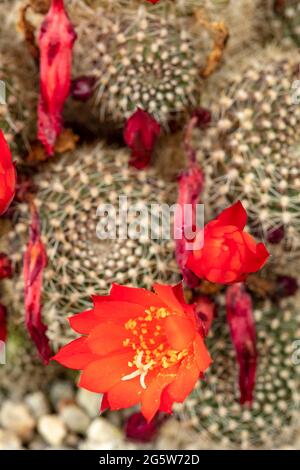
(167, 355, 201, 403)
(216, 200, 247, 230)
(52, 337, 97, 369)
(153, 283, 184, 314)
(23, 203, 51, 363)
(226, 283, 257, 405)
(37, 0, 76, 155)
(0, 253, 13, 279)
(141, 368, 178, 422)
(164, 316, 195, 350)
(78, 351, 133, 393)
(107, 377, 142, 410)
(110, 283, 163, 307)
(87, 322, 127, 355)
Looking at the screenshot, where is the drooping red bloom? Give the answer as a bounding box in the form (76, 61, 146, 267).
(0, 130, 16, 216)
(123, 108, 161, 169)
(23, 202, 51, 363)
(37, 0, 77, 155)
(226, 283, 257, 405)
(0, 304, 7, 343)
(0, 253, 13, 279)
(53, 282, 211, 422)
(187, 201, 270, 284)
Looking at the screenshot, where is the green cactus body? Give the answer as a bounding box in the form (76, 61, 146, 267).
(8, 143, 179, 349)
(178, 297, 300, 449)
(69, 0, 209, 129)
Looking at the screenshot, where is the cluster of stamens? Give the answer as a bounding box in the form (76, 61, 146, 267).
(122, 306, 188, 389)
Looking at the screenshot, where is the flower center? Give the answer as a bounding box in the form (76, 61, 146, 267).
(121, 306, 188, 389)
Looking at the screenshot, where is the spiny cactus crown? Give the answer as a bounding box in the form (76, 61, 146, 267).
(70, 1, 208, 127)
(9, 143, 179, 348)
(178, 296, 300, 449)
(195, 58, 300, 257)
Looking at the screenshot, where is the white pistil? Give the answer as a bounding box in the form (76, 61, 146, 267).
(121, 351, 153, 390)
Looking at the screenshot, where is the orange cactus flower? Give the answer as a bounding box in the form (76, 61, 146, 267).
(53, 283, 211, 422)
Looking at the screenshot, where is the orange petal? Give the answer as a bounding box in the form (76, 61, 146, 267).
(93, 300, 146, 323)
(87, 322, 126, 355)
(79, 351, 133, 393)
(107, 376, 143, 410)
(52, 337, 97, 370)
(109, 283, 163, 307)
(194, 335, 212, 371)
(164, 315, 195, 350)
(69, 309, 103, 334)
(167, 354, 201, 403)
(153, 283, 185, 314)
(141, 368, 178, 422)
(159, 387, 174, 414)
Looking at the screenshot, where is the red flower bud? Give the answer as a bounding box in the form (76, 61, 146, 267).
(124, 108, 160, 169)
(193, 295, 216, 337)
(125, 412, 163, 443)
(37, 0, 77, 155)
(0, 130, 16, 216)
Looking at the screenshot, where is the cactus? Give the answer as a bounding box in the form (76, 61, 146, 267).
(194, 57, 300, 266)
(8, 142, 180, 349)
(178, 296, 300, 449)
(67, 0, 214, 130)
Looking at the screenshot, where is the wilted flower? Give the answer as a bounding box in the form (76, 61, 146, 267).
(226, 283, 257, 405)
(123, 108, 160, 169)
(0, 130, 16, 216)
(125, 412, 164, 442)
(23, 203, 51, 363)
(38, 0, 77, 155)
(187, 201, 270, 284)
(53, 282, 211, 422)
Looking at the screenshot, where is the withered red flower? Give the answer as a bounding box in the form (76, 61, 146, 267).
(0, 253, 13, 279)
(193, 295, 216, 337)
(0, 304, 7, 343)
(125, 411, 164, 442)
(53, 282, 211, 422)
(187, 201, 270, 284)
(23, 202, 52, 363)
(226, 283, 257, 405)
(0, 130, 16, 216)
(38, 0, 76, 155)
(123, 108, 160, 169)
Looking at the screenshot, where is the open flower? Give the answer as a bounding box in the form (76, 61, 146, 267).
(187, 201, 269, 284)
(53, 283, 211, 422)
(0, 130, 16, 216)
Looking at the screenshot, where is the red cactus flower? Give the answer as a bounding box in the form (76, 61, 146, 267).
(193, 295, 216, 337)
(226, 283, 257, 405)
(37, 0, 77, 155)
(125, 411, 164, 442)
(187, 201, 270, 284)
(0, 253, 13, 279)
(23, 202, 52, 363)
(0, 130, 16, 216)
(124, 108, 160, 169)
(53, 282, 211, 422)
